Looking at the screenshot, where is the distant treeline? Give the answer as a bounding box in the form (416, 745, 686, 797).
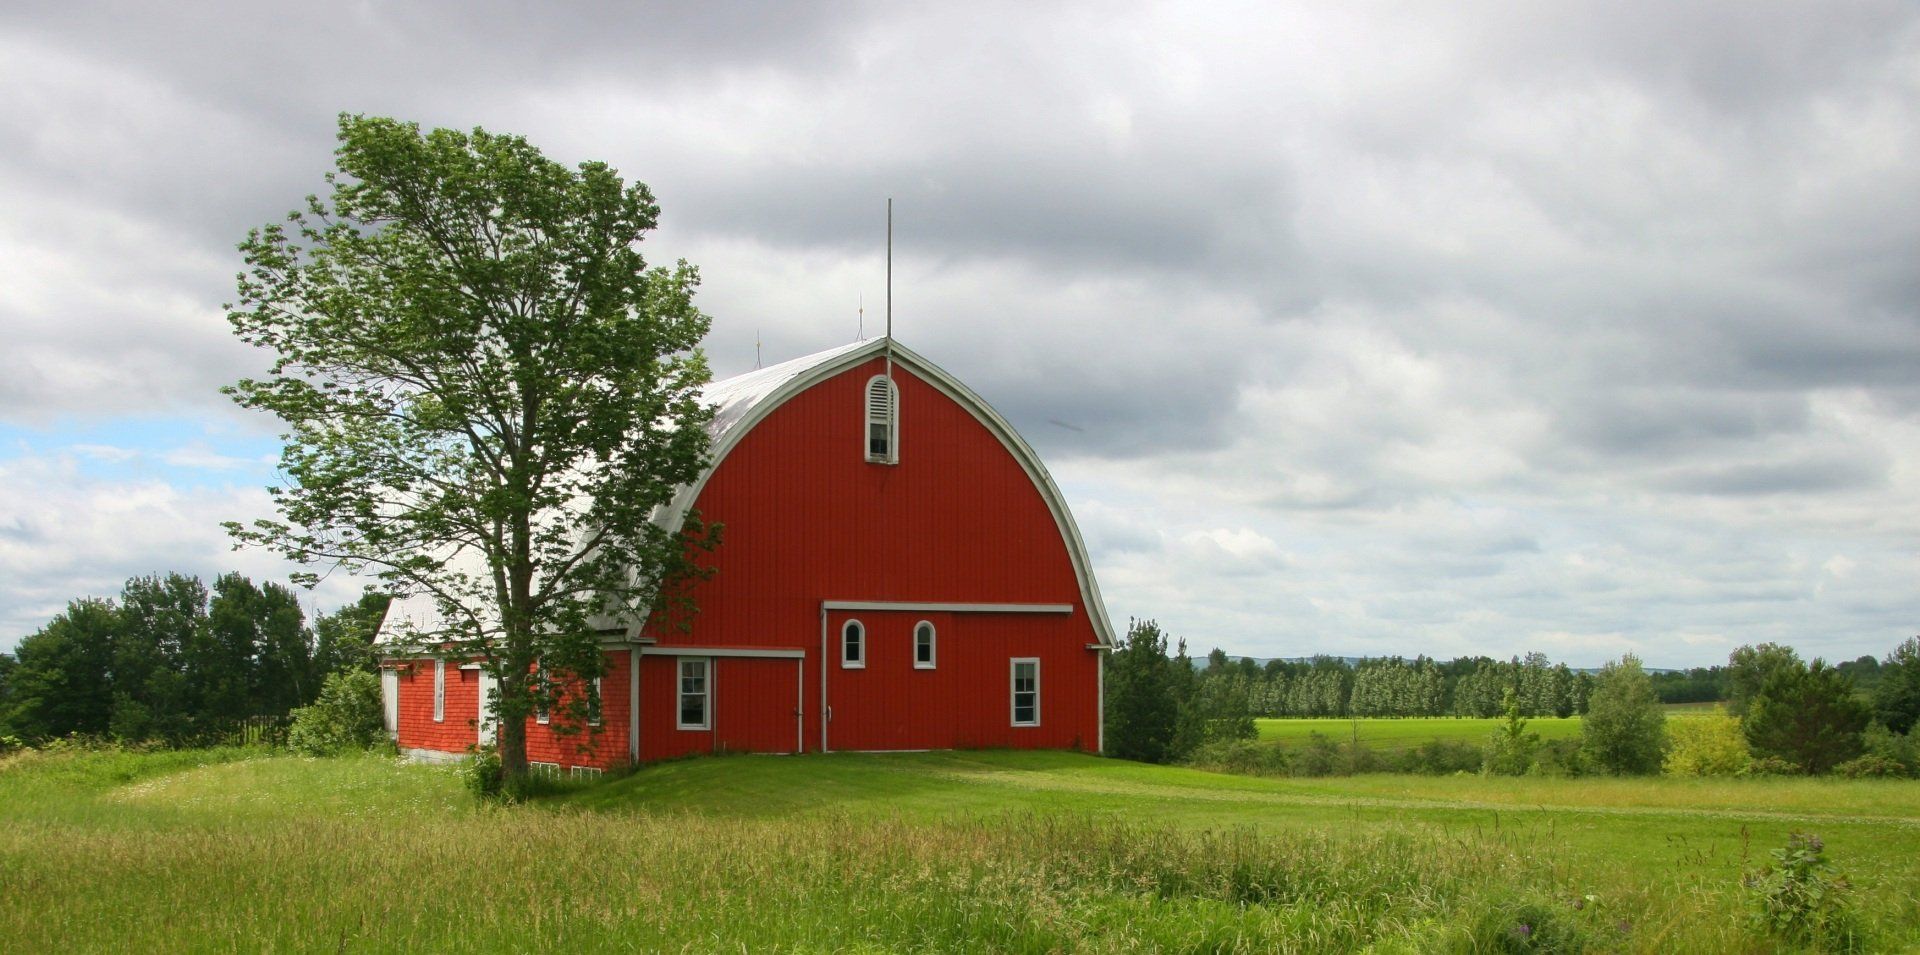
(0, 573, 389, 744)
(1200, 650, 1593, 719)
(1194, 646, 1894, 719)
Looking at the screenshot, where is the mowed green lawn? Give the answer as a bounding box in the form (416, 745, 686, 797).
(2, 745, 1916, 952)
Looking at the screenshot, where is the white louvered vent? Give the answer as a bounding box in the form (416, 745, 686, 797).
(865, 375, 898, 464)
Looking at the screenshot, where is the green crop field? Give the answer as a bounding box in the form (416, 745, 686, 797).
(2, 745, 1916, 952)
(1255, 716, 1587, 750)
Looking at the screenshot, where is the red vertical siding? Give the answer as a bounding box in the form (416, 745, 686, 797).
(825, 610, 1097, 752)
(394, 660, 480, 754)
(647, 356, 1104, 755)
(524, 650, 632, 770)
(639, 654, 805, 758)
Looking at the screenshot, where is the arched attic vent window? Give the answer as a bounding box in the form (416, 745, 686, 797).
(865, 375, 899, 464)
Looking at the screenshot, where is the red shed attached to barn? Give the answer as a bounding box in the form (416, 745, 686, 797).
(380, 338, 1115, 770)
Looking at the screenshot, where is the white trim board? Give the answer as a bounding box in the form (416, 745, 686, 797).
(822, 601, 1073, 614)
(641, 646, 806, 659)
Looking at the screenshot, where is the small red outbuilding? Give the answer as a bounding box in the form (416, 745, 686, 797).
(380, 338, 1115, 771)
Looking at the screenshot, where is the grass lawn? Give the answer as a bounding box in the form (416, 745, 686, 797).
(2, 745, 1915, 951)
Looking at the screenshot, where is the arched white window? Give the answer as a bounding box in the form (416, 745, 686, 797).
(914, 621, 937, 669)
(841, 619, 866, 668)
(865, 375, 898, 464)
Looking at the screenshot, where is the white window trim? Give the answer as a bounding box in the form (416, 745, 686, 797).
(1011, 657, 1040, 727)
(864, 374, 899, 464)
(677, 657, 711, 731)
(570, 765, 603, 780)
(529, 761, 561, 779)
(841, 619, 866, 669)
(590, 676, 602, 727)
(914, 620, 937, 670)
(535, 666, 550, 725)
(432, 659, 445, 723)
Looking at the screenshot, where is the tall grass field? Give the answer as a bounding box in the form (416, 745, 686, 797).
(2, 744, 1916, 951)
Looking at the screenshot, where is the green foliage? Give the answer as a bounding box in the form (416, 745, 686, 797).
(1831, 755, 1906, 779)
(287, 670, 387, 756)
(1462, 895, 1596, 954)
(1873, 637, 1920, 735)
(1745, 755, 1800, 777)
(1663, 708, 1751, 776)
(1103, 619, 1178, 763)
(1744, 833, 1864, 952)
(1483, 689, 1541, 776)
(1728, 642, 1802, 718)
(1581, 654, 1667, 775)
(6, 598, 117, 740)
(309, 592, 392, 679)
(462, 744, 506, 801)
(1859, 722, 1917, 775)
(226, 114, 715, 779)
(1746, 660, 1872, 774)
(1396, 738, 1484, 775)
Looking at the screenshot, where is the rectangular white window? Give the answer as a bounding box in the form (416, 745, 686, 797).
(590, 676, 603, 726)
(570, 765, 603, 780)
(914, 622, 936, 670)
(432, 659, 446, 722)
(678, 658, 710, 730)
(529, 762, 561, 779)
(1011, 658, 1040, 726)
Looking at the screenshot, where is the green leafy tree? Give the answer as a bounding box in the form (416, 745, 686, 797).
(0, 651, 17, 737)
(1872, 636, 1920, 735)
(226, 115, 715, 783)
(288, 670, 386, 756)
(1663, 707, 1751, 776)
(1582, 654, 1667, 774)
(111, 573, 206, 741)
(310, 592, 394, 680)
(1482, 688, 1539, 775)
(7, 599, 117, 740)
(1727, 643, 1802, 718)
(1746, 660, 1871, 774)
(1102, 619, 1178, 763)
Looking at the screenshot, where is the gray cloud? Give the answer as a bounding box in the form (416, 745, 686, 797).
(2, 1, 1917, 663)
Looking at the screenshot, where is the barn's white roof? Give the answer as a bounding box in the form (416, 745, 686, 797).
(380, 338, 1116, 647)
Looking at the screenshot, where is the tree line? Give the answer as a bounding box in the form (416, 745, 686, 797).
(0, 573, 388, 744)
(1107, 622, 1920, 778)
(1190, 647, 1597, 720)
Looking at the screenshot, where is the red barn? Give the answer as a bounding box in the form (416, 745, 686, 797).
(379, 338, 1115, 771)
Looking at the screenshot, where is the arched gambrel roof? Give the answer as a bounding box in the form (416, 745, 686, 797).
(642, 337, 1117, 648)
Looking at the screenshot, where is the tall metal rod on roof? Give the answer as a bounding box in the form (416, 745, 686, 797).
(884, 197, 893, 383)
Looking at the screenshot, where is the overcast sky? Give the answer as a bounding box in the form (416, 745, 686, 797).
(2, 1, 1916, 667)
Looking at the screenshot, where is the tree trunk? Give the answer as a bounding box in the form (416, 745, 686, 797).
(497, 667, 528, 779)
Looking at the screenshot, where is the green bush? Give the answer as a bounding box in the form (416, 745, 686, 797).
(1581, 654, 1666, 775)
(1744, 833, 1864, 952)
(1183, 738, 1291, 776)
(1532, 738, 1589, 777)
(1832, 755, 1906, 779)
(1393, 739, 1483, 775)
(1744, 755, 1800, 777)
(462, 743, 505, 801)
(1484, 691, 1541, 776)
(286, 670, 385, 756)
(1860, 722, 1916, 775)
(1664, 708, 1751, 776)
